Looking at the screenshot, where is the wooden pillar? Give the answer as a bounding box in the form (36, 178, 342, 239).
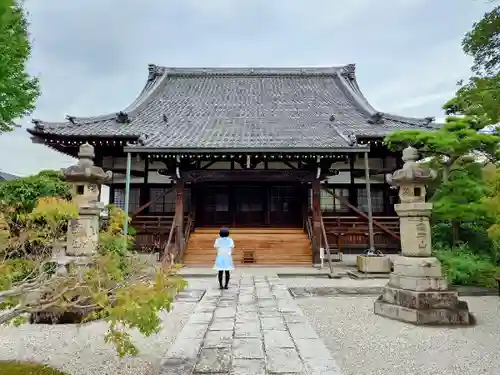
(348, 155, 357, 207)
(140, 157, 150, 213)
(175, 178, 185, 258)
(311, 179, 321, 262)
(265, 184, 271, 226)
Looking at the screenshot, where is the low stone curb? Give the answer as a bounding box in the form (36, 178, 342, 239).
(452, 286, 498, 296)
(346, 270, 391, 279)
(289, 287, 383, 298)
(277, 273, 346, 279)
(289, 286, 499, 298)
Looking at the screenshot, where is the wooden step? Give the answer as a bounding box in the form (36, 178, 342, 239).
(184, 227, 312, 265)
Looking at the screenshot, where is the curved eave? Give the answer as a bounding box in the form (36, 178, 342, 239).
(28, 131, 138, 158)
(27, 127, 138, 140)
(26, 64, 169, 137)
(123, 146, 370, 153)
(336, 67, 436, 130)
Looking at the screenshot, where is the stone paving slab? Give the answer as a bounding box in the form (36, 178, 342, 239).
(159, 275, 344, 375)
(175, 288, 207, 302)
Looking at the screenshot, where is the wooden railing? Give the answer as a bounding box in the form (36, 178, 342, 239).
(161, 214, 178, 265)
(304, 216, 313, 249)
(131, 214, 193, 253)
(156, 211, 196, 264)
(322, 187, 400, 241)
(184, 211, 195, 245)
(322, 215, 400, 252)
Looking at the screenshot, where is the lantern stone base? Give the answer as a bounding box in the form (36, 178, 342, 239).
(356, 255, 392, 274)
(374, 294, 471, 325)
(374, 257, 472, 325)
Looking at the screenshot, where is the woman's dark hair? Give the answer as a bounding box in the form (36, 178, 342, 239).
(219, 227, 230, 237)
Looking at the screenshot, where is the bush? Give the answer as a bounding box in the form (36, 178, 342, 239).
(433, 244, 500, 288)
(0, 171, 71, 214)
(432, 222, 500, 264)
(0, 198, 186, 357)
(0, 361, 69, 375)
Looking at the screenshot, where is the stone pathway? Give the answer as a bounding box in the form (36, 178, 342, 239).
(160, 275, 343, 375)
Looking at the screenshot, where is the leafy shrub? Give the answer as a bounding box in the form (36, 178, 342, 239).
(433, 244, 500, 288)
(432, 222, 500, 264)
(0, 197, 186, 357)
(99, 205, 135, 271)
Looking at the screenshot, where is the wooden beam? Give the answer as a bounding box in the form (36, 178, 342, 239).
(200, 160, 217, 170)
(350, 168, 394, 178)
(132, 186, 174, 217)
(322, 187, 400, 241)
(181, 169, 316, 182)
(112, 169, 146, 177)
(282, 161, 297, 169)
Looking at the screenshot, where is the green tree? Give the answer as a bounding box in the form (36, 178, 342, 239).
(481, 164, 500, 264)
(0, 0, 40, 132)
(444, 6, 499, 125)
(385, 117, 500, 244)
(463, 5, 499, 76)
(0, 170, 71, 213)
(386, 116, 500, 182)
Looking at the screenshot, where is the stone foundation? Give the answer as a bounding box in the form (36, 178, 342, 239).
(374, 295, 471, 325)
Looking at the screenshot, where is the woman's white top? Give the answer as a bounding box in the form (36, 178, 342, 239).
(214, 237, 234, 257)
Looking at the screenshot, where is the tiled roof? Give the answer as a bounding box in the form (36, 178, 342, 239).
(27, 64, 438, 151)
(0, 171, 18, 181)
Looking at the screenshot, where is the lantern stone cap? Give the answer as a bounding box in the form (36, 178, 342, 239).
(386, 146, 437, 186)
(61, 143, 112, 183)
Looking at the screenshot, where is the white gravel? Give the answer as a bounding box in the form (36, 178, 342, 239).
(283, 276, 387, 288)
(297, 295, 500, 375)
(0, 300, 196, 375)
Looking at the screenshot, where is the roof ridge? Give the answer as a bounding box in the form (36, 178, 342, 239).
(161, 66, 352, 76)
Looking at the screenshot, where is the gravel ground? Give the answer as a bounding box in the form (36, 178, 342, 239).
(0, 298, 197, 375)
(297, 295, 500, 375)
(283, 276, 388, 288)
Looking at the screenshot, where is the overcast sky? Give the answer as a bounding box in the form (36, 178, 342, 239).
(0, 0, 495, 176)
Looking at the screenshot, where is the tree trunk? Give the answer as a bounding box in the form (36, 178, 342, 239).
(443, 162, 459, 247)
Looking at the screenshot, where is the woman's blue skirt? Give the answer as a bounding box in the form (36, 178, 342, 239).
(214, 254, 234, 271)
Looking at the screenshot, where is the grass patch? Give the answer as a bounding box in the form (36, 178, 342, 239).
(0, 361, 69, 375)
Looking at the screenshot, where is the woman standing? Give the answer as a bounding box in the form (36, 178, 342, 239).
(213, 227, 234, 289)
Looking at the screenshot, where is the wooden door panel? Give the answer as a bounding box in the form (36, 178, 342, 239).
(234, 186, 265, 226)
(199, 185, 230, 226)
(270, 185, 302, 226)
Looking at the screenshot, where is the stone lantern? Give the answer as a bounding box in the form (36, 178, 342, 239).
(59, 143, 112, 272)
(374, 146, 471, 325)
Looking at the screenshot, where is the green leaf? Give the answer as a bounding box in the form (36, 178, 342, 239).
(0, 0, 40, 132)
